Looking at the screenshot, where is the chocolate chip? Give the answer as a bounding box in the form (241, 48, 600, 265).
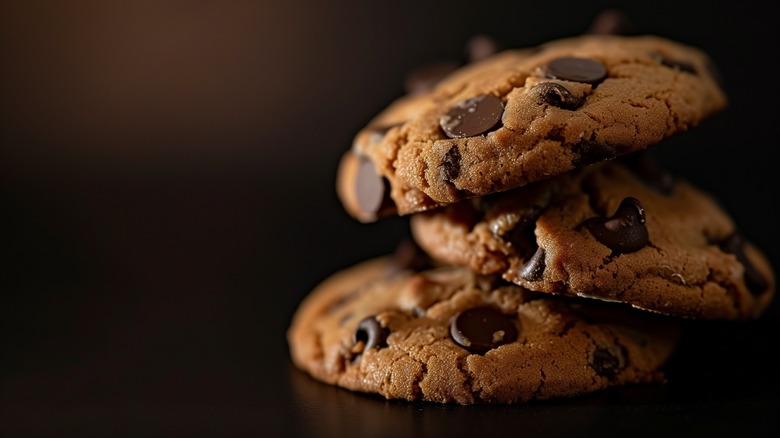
(450, 306, 518, 354)
(572, 141, 617, 166)
(584, 197, 649, 254)
(720, 232, 769, 295)
(353, 316, 389, 351)
(544, 127, 566, 143)
(519, 247, 546, 281)
(546, 57, 607, 84)
(440, 146, 462, 182)
(532, 82, 585, 110)
(501, 207, 541, 260)
(355, 156, 390, 218)
(440, 95, 504, 138)
(654, 54, 697, 74)
(591, 345, 624, 377)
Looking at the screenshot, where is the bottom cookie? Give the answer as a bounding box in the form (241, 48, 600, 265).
(287, 252, 680, 404)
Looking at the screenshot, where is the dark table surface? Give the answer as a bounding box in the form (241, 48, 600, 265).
(2, 1, 779, 436)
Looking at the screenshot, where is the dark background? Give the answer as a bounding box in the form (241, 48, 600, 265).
(1, 1, 778, 436)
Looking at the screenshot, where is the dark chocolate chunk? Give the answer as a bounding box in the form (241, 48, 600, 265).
(355, 156, 390, 217)
(654, 53, 697, 74)
(584, 197, 649, 254)
(532, 82, 585, 110)
(544, 127, 566, 143)
(501, 207, 541, 260)
(440, 94, 504, 138)
(519, 247, 546, 281)
(450, 306, 518, 354)
(546, 57, 607, 84)
(572, 141, 617, 166)
(440, 146, 462, 181)
(591, 345, 624, 377)
(353, 316, 389, 351)
(720, 232, 769, 295)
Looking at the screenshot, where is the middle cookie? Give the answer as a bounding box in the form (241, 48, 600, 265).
(410, 155, 775, 320)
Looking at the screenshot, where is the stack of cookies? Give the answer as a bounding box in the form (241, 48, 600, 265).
(287, 32, 776, 404)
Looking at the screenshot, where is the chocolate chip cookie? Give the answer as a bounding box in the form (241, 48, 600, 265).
(410, 155, 775, 320)
(287, 253, 680, 404)
(337, 34, 727, 222)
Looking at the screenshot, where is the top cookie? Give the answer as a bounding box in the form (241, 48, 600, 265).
(337, 34, 727, 222)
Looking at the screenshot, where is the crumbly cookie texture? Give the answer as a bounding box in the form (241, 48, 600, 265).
(410, 156, 775, 320)
(337, 34, 727, 222)
(287, 255, 680, 405)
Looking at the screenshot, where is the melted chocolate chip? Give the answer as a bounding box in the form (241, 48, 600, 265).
(546, 57, 607, 84)
(440, 95, 504, 138)
(355, 156, 392, 218)
(519, 247, 546, 281)
(353, 316, 389, 351)
(450, 306, 518, 354)
(584, 197, 649, 254)
(440, 146, 462, 181)
(720, 232, 769, 295)
(532, 82, 585, 110)
(572, 141, 617, 166)
(654, 54, 697, 74)
(502, 207, 541, 260)
(591, 345, 624, 377)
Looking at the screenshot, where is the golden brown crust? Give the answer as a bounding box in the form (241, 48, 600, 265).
(287, 256, 680, 404)
(411, 159, 775, 320)
(338, 34, 727, 221)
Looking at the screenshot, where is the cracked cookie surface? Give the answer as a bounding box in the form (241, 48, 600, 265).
(337, 34, 727, 222)
(287, 253, 680, 404)
(410, 156, 775, 320)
